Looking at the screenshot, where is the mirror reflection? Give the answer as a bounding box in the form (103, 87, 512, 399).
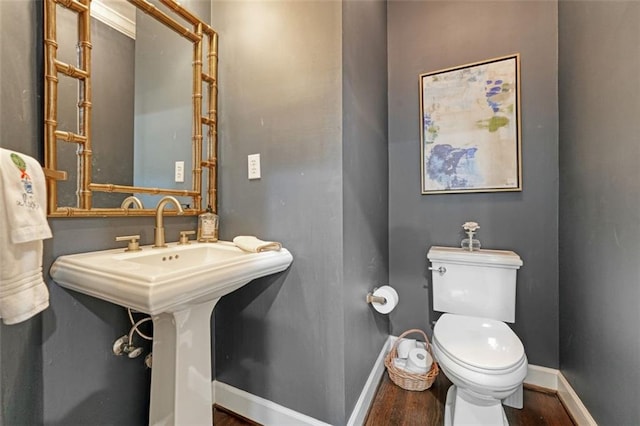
(44, 0, 218, 216)
(133, 8, 195, 208)
(55, 4, 137, 208)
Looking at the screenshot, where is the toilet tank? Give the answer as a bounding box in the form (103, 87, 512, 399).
(427, 246, 523, 323)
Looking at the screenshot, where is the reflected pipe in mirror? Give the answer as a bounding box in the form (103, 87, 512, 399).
(43, 0, 219, 217)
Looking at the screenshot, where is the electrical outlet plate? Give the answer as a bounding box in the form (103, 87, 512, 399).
(248, 154, 261, 180)
(175, 161, 184, 183)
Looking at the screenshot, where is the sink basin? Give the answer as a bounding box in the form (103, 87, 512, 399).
(50, 241, 293, 314)
(50, 240, 293, 426)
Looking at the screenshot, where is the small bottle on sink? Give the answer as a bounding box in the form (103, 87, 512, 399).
(197, 205, 218, 242)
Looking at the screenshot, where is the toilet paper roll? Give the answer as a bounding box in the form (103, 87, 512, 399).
(392, 358, 408, 369)
(396, 338, 417, 359)
(371, 286, 399, 314)
(406, 348, 432, 374)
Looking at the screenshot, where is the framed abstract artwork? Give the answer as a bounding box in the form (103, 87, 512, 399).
(419, 54, 522, 194)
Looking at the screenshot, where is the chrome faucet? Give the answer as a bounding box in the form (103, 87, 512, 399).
(120, 196, 144, 210)
(153, 196, 184, 248)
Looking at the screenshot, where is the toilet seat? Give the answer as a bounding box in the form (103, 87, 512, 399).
(433, 313, 528, 396)
(434, 313, 525, 372)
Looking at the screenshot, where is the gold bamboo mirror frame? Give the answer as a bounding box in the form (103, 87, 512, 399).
(43, 0, 218, 217)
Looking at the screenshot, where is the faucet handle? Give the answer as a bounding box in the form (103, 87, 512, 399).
(178, 230, 195, 245)
(116, 235, 142, 252)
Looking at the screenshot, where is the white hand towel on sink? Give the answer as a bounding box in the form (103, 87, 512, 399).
(233, 236, 282, 253)
(0, 148, 52, 324)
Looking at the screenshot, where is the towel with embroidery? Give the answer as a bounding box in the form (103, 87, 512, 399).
(0, 148, 51, 324)
(0, 148, 52, 243)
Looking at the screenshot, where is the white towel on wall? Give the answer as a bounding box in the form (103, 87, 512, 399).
(0, 268, 50, 325)
(0, 148, 52, 243)
(0, 148, 52, 324)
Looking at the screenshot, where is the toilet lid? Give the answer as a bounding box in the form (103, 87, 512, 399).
(434, 314, 525, 371)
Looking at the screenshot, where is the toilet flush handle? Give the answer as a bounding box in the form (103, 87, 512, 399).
(429, 266, 446, 275)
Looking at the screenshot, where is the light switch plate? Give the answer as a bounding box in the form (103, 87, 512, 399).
(248, 154, 261, 180)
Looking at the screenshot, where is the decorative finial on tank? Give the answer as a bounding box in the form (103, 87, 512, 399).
(461, 221, 481, 251)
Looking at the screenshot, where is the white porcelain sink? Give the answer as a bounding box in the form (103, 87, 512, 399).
(50, 241, 293, 315)
(50, 240, 292, 426)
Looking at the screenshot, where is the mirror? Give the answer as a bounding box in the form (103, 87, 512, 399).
(43, 0, 218, 217)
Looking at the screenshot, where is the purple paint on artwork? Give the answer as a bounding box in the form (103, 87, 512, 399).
(427, 144, 479, 189)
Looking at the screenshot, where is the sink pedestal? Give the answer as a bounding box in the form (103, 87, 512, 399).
(149, 298, 220, 426)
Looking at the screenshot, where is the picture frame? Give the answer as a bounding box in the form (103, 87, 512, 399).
(419, 54, 521, 194)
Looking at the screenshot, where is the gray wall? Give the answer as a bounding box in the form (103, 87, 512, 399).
(0, 2, 44, 423)
(388, 0, 559, 368)
(212, 1, 388, 424)
(342, 0, 389, 415)
(212, 1, 344, 422)
(1, 1, 197, 424)
(558, 1, 640, 424)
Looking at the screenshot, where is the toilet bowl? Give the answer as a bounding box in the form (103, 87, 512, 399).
(432, 313, 528, 426)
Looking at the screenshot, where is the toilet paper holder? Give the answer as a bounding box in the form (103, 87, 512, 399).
(366, 288, 387, 305)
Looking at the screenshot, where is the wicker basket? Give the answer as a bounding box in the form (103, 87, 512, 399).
(384, 329, 439, 391)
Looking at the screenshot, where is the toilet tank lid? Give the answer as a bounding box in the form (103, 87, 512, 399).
(427, 246, 523, 268)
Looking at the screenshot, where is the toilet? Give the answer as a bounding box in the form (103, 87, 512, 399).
(427, 246, 527, 426)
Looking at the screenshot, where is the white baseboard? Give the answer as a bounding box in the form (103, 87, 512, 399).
(557, 371, 598, 426)
(346, 336, 394, 426)
(213, 336, 596, 426)
(521, 363, 597, 425)
(213, 381, 331, 426)
(524, 364, 559, 389)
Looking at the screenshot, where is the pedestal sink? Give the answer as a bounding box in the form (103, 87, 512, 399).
(50, 241, 293, 425)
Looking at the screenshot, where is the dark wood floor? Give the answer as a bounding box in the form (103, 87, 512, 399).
(365, 372, 575, 426)
(213, 405, 260, 426)
(214, 370, 575, 425)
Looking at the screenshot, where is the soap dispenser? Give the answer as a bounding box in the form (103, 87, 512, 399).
(197, 205, 218, 242)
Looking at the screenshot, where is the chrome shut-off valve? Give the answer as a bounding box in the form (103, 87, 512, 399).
(112, 335, 143, 358)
